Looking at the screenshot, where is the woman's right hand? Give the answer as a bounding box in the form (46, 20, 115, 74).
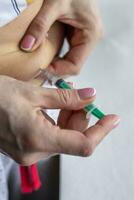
(0, 76, 120, 165)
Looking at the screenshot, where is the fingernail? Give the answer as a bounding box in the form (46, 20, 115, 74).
(78, 88, 96, 100)
(113, 117, 121, 128)
(21, 35, 35, 50)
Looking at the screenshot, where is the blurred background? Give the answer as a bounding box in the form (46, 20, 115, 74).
(60, 0, 134, 199)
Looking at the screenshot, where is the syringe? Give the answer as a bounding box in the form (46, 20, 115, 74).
(45, 71, 105, 119)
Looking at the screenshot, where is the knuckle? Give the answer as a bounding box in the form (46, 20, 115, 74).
(80, 138, 95, 157)
(57, 89, 80, 109)
(92, 18, 104, 40)
(57, 88, 72, 106)
(71, 67, 81, 76)
(31, 17, 47, 34)
(82, 144, 94, 157)
(82, 29, 92, 42)
(86, 18, 104, 42)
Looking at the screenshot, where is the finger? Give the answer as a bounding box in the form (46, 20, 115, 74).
(55, 114, 120, 156)
(57, 81, 75, 128)
(48, 29, 99, 76)
(48, 44, 90, 76)
(20, 1, 59, 51)
(83, 115, 121, 156)
(37, 87, 96, 110)
(57, 109, 73, 128)
(66, 110, 90, 132)
(58, 109, 90, 131)
(18, 82, 95, 110)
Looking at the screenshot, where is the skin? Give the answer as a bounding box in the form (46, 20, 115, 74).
(0, 76, 120, 165)
(0, 0, 64, 82)
(21, 0, 103, 76)
(0, 0, 120, 164)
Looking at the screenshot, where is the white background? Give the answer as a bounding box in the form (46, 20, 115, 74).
(60, 0, 134, 199)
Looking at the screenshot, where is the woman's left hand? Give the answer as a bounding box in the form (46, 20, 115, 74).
(20, 0, 103, 76)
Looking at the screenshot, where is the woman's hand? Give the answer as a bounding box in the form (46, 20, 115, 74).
(20, 0, 103, 76)
(0, 76, 120, 166)
(57, 109, 120, 156)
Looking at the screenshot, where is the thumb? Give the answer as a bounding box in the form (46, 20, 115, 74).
(20, 1, 59, 51)
(38, 87, 96, 110)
